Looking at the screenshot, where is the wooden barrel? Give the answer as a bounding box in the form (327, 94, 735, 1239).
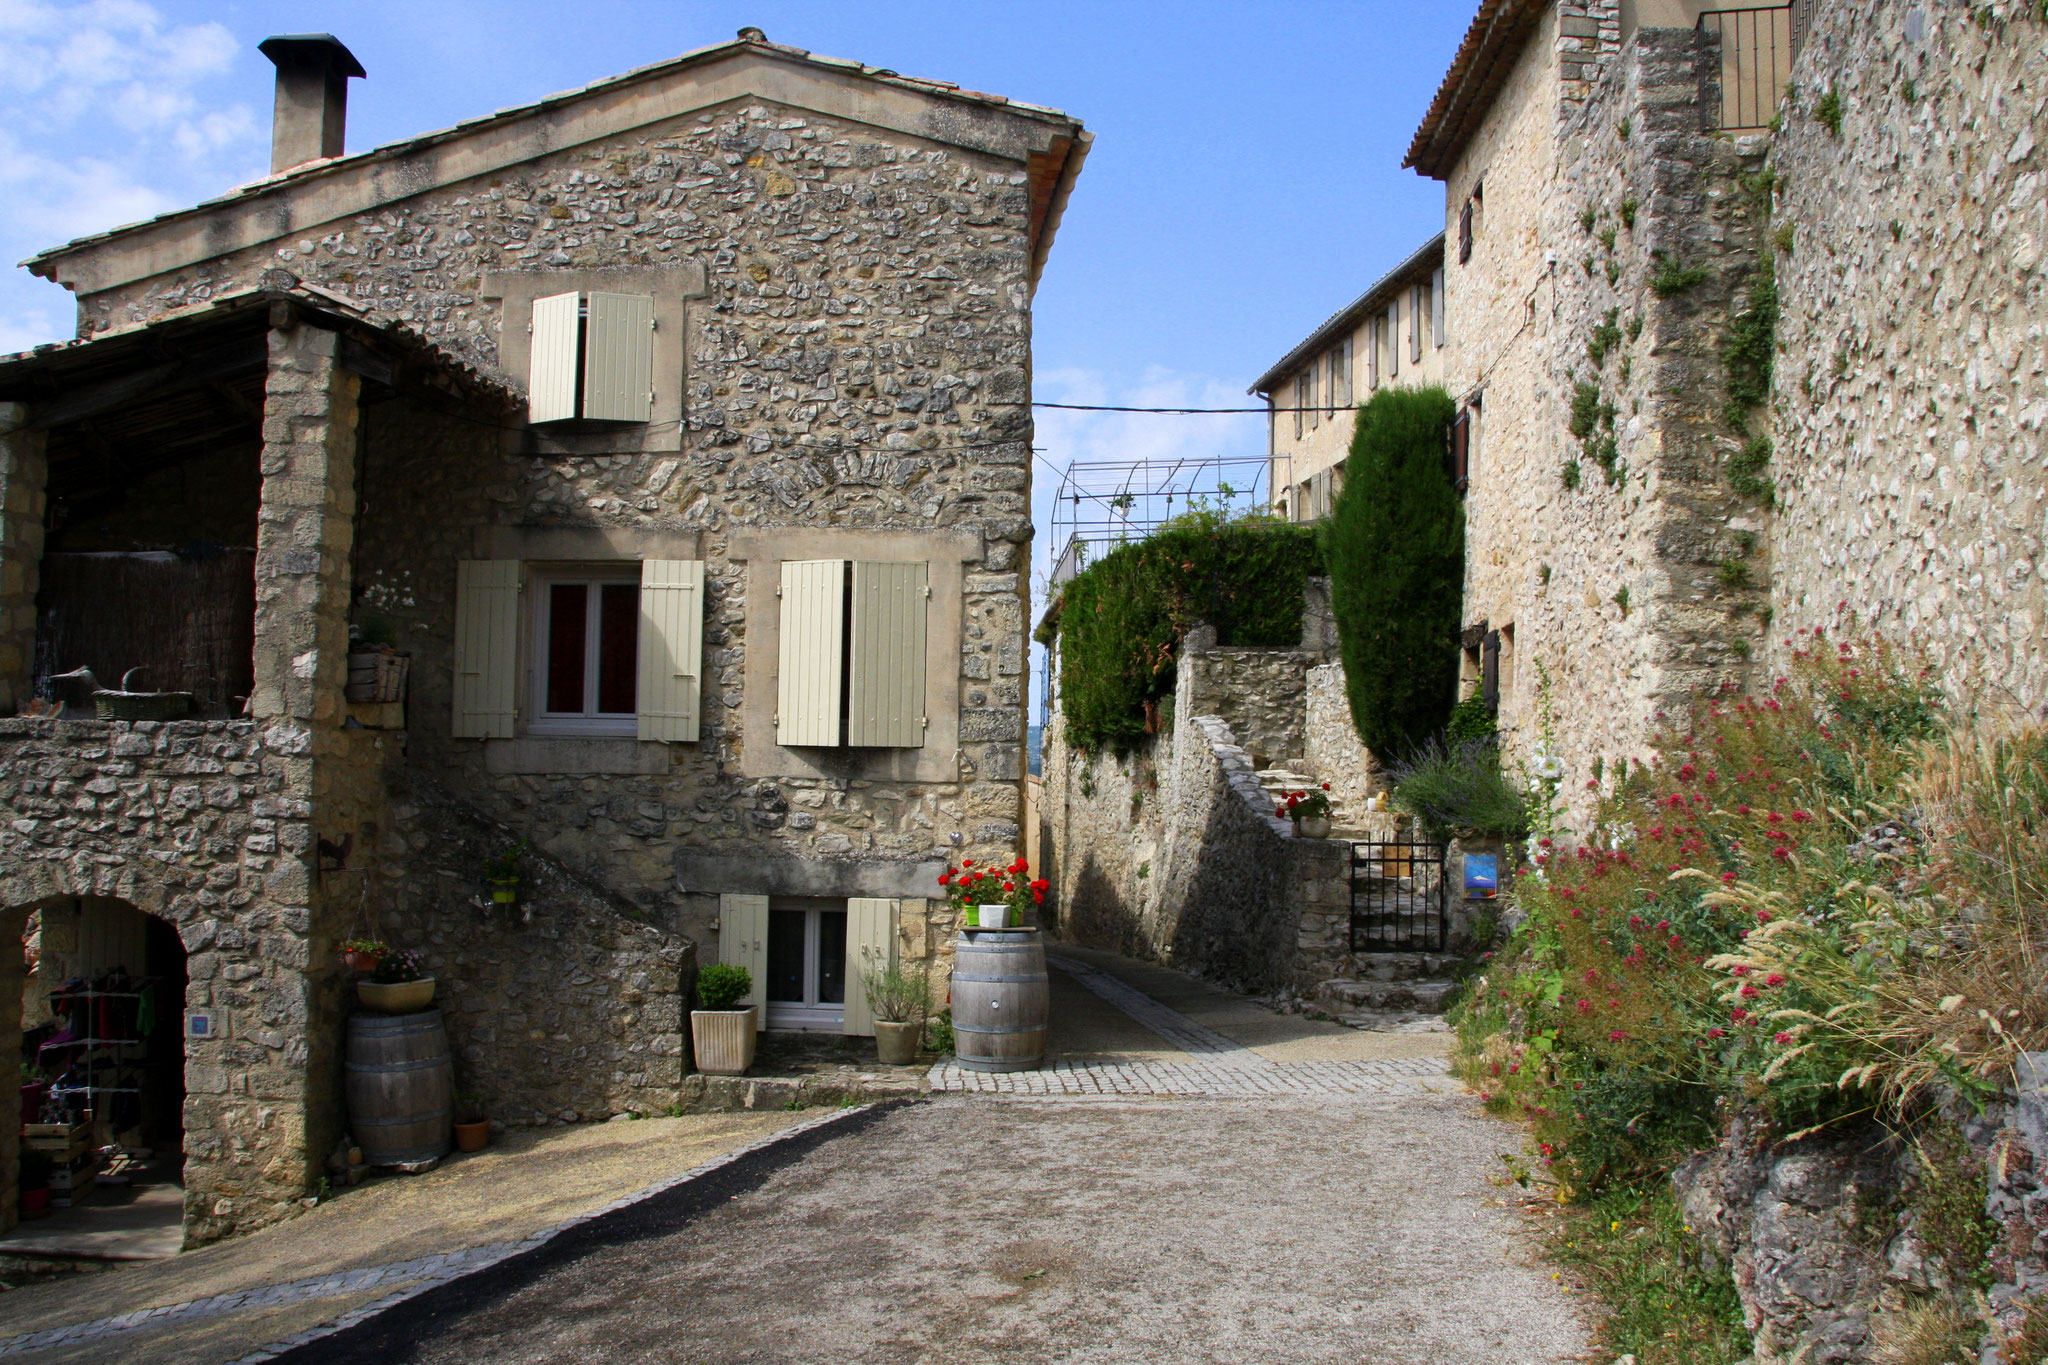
(952, 927, 1049, 1073)
(344, 1008, 454, 1165)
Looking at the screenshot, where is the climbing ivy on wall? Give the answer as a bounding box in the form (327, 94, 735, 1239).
(1722, 248, 1780, 504)
(1047, 511, 1319, 754)
(1319, 386, 1463, 759)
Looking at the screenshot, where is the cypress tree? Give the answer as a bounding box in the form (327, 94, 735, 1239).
(1319, 386, 1464, 758)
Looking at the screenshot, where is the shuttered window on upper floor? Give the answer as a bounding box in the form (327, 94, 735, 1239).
(528, 291, 655, 424)
(777, 559, 929, 749)
(1385, 301, 1400, 379)
(1432, 268, 1447, 348)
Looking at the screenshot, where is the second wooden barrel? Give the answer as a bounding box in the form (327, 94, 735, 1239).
(344, 1008, 454, 1165)
(952, 927, 1049, 1073)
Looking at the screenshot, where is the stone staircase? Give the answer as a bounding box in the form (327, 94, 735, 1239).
(1257, 767, 1463, 1028)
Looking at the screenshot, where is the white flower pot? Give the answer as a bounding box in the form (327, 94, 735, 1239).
(978, 903, 1011, 928)
(1295, 815, 1332, 840)
(691, 1007, 758, 1076)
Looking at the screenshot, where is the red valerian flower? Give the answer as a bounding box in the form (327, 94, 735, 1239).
(1731, 1008, 1750, 1022)
(1576, 999, 1593, 1013)
(1707, 1027, 1726, 1039)
(1722, 872, 1738, 883)
(1765, 973, 1785, 988)
(1739, 984, 1760, 999)
(1774, 1031, 1795, 1045)
(1608, 1030, 1629, 1042)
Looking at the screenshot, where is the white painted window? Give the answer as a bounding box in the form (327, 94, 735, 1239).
(527, 290, 655, 424)
(765, 899, 850, 1032)
(452, 557, 703, 741)
(776, 560, 929, 749)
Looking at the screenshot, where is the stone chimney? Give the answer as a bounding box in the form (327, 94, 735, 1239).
(258, 34, 365, 175)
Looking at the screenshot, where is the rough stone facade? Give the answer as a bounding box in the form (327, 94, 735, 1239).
(1767, 0, 2048, 717)
(1304, 661, 1379, 812)
(1, 34, 1081, 1244)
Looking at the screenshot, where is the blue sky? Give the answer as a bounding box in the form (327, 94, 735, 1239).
(0, 0, 1463, 698)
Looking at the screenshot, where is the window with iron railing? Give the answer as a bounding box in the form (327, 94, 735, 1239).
(1696, 3, 1811, 132)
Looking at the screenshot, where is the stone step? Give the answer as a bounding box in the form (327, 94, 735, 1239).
(1332, 952, 1460, 983)
(1314, 977, 1461, 1015)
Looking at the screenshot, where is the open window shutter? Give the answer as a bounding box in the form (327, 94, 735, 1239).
(717, 894, 770, 1032)
(1449, 410, 1472, 490)
(848, 561, 928, 748)
(529, 292, 581, 423)
(842, 898, 900, 1037)
(452, 560, 520, 738)
(777, 559, 845, 747)
(1432, 268, 1447, 347)
(583, 292, 654, 423)
(1385, 303, 1400, 378)
(638, 559, 703, 742)
(1458, 200, 1474, 264)
(1412, 288, 1425, 363)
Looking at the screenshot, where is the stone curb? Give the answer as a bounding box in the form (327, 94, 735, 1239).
(0, 1104, 886, 1362)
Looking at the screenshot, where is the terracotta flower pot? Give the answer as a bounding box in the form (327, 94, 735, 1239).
(691, 1007, 758, 1075)
(343, 950, 383, 973)
(357, 977, 436, 1014)
(873, 1019, 921, 1065)
(453, 1120, 490, 1153)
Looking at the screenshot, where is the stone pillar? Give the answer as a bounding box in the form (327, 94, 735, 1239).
(246, 318, 363, 1215)
(0, 405, 48, 715)
(251, 321, 360, 726)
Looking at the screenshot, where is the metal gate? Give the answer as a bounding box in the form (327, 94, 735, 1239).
(1350, 839, 1449, 953)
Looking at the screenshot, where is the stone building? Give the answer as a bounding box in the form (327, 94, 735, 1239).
(1251, 235, 1449, 523)
(0, 28, 1086, 1243)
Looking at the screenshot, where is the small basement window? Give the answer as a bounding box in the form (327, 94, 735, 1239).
(529, 291, 655, 424)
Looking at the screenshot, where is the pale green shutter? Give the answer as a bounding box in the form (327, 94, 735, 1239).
(776, 559, 845, 747)
(718, 893, 770, 1031)
(583, 292, 654, 423)
(452, 560, 520, 738)
(1432, 268, 1447, 348)
(843, 898, 900, 1037)
(847, 561, 928, 748)
(637, 559, 703, 742)
(529, 292, 581, 423)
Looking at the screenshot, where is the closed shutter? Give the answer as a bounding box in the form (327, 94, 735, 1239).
(717, 894, 770, 1031)
(529, 292, 581, 424)
(1338, 335, 1354, 406)
(638, 559, 703, 742)
(452, 560, 521, 738)
(848, 561, 928, 748)
(842, 898, 900, 1038)
(1432, 268, 1447, 347)
(777, 559, 845, 747)
(583, 292, 654, 423)
(1412, 287, 1425, 363)
(1292, 375, 1306, 440)
(1367, 320, 1380, 389)
(1385, 303, 1400, 378)
(1458, 200, 1474, 264)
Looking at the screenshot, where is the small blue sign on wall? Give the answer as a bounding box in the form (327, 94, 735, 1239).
(1464, 853, 1499, 900)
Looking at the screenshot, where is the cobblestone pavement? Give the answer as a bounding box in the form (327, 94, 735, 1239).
(930, 947, 1459, 1098)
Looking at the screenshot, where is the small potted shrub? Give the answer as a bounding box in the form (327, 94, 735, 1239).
(17, 1149, 53, 1219)
(862, 959, 934, 1065)
(453, 1091, 489, 1153)
(691, 963, 756, 1075)
(1276, 785, 1334, 839)
(484, 840, 526, 906)
(354, 946, 436, 1014)
(937, 857, 1049, 929)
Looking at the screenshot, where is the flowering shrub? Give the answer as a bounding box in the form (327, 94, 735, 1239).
(938, 857, 1048, 926)
(1455, 631, 1951, 1195)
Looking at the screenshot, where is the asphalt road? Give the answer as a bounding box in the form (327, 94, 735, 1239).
(273, 1093, 1589, 1365)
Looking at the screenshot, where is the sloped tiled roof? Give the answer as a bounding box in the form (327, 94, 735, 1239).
(1405, 0, 1549, 180)
(1248, 234, 1445, 396)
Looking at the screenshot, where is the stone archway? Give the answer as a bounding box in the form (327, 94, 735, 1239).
(5, 894, 193, 1239)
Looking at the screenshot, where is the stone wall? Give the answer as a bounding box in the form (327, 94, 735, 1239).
(1041, 634, 1354, 997)
(0, 408, 45, 715)
(1768, 0, 2048, 718)
(0, 719, 315, 1242)
(1459, 27, 1770, 825)
(1304, 661, 1379, 811)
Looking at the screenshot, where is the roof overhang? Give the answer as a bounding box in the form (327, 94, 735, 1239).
(1249, 234, 1446, 396)
(26, 34, 1088, 300)
(1404, 0, 1549, 181)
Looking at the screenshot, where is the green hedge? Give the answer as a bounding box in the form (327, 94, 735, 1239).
(1320, 386, 1463, 758)
(1050, 510, 1318, 753)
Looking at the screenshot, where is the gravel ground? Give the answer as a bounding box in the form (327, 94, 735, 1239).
(279, 1093, 1591, 1365)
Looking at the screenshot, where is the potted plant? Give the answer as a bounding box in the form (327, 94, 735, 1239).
(17, 1149, 53, 1219)
(484, 840, 526, 906)
(691, 963, 756, 1075)
(1276, 785, 1335, 839)
(937, 857, 1049, 929)
(338, 937, 386, 973)
(861, 959, 933, 1065)
(355, 947, 436, 1014)
(453, 1091, 489, 1153)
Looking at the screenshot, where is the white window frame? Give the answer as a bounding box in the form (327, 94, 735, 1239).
(526, 566, 642, 737)
(764, 901, 850, 1033)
